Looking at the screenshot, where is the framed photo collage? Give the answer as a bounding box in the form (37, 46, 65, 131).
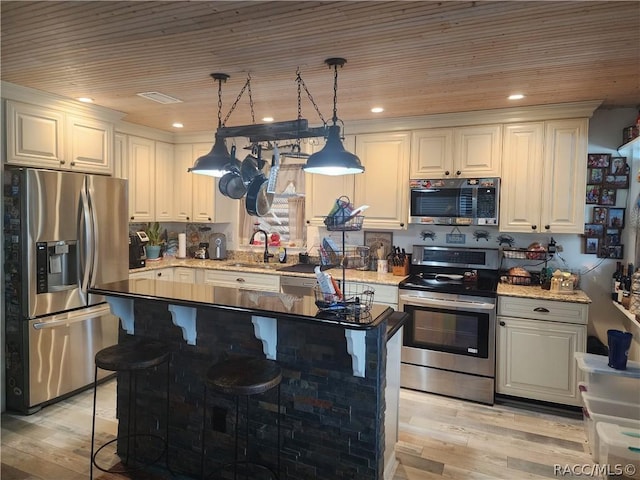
(584, 153, 628, 258)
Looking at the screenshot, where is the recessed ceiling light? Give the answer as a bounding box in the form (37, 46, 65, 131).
(77, 97, 94, 103)
(262, 117, 274, 123)
(371, 107, 384, 113)
(508, 94, 525, 100)
(172, 122, 184, 128)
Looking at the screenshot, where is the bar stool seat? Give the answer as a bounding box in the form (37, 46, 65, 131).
(90, 339, 172, 479)
(201, 356, 282, 480)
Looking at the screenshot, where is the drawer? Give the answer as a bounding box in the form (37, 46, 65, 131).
(350, 282, 398, 306)
(498, 295, 587, 324)
(202, 269, 280, 292)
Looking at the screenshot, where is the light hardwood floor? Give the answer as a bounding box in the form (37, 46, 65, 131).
(1, 380, 595, 479)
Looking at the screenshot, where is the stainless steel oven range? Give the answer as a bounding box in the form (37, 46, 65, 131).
(399, 246, 500, 404)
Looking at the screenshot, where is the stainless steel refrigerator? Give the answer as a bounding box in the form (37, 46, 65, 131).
(4, 167, 128, 413)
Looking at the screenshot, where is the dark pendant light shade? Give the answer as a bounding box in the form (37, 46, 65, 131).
(188, 133, 233, 177)
(303, 57, 363, 176)
(303, 125, 364, 175)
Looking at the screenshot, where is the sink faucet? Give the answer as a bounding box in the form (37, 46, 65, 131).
(250, 229, 274, 263)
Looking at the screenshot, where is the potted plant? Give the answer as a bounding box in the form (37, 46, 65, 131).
(145, 222, 164, 260)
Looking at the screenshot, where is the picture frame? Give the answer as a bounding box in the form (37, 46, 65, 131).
(584, 237, 599, 254)
(605, 175, 629, 189)
(608, 208, 625, 228)
(599, 187, 616, 206)
(363, 231, 394, 260)
(587, 168, 604, 184)
(610, 156, 629, 175)
(598, 244, 624, 259)
(584, 224, 604, 237)
(586, 185, 600, 204)
(605, 228, 622, 246)
(592, 207, 608, 225)
(587, 153, 611, 168)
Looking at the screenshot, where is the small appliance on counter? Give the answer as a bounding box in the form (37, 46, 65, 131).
(129, 231, 149, 269)
(194, 242, 209, 259)
(210, 233, 227, 260)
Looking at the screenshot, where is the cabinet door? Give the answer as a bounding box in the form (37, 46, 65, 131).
(453, 124, 502, 177)
(499, 123, 545, 232)
(304, 136, 356, 226)
(174, 144, 194, 222)
(541, 119, 588, 234)
(66, 115, 113, 175)
(191, 143, 215, 223)
(354, 132, 410, 230)
(6, 101, 65, 169)
(201, 269, 280, 292)
(154, 141, 175, 221)
(496, 316, 586, 406)
(128, 136, 155, 222)
(410, 128, 453, 178)
(174, 267, 196, 284)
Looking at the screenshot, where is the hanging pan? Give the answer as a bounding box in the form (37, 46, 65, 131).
(218, 146, 247, 199)
(240, 145, 262, 185)
(246, 145, 280, 216)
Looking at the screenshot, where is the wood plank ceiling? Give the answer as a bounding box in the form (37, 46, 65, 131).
(1, 1, 639, 133)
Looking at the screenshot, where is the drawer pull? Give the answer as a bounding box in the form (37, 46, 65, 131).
(533, 307, 549, 313)
(236, 278, 246, 283)
(499, 321, 506, 327)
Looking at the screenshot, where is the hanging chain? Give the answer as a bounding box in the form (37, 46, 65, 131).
(247, 73, 256, 124)
(331, 62, 339, 124)
(296, 67, 326, 126)
(222, 74, 252, 126)
(217, 77, 224, 128)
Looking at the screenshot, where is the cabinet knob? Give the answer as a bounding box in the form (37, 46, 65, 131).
(444, 170, 450, 176)
(499, 321, 506, 327)
(544, 225, 550, 230)
(400, 222, 405, 227)
(533, 307, 549, 313)
(130, 216, 134, 220)
(186, 216, 190, 221)
(208, 217, 212, 221)
(70, 161, 76, 166)
(60, 160, 66, 165)
(531, 225, 537, 230)
(456, 170, 461, 176)
(306, 220, 311, 225)
(157, 272, 162, 277)
(236, 278, 246, 283)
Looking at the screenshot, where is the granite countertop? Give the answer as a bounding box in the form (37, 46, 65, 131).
(497, 283, 592, 304)
(91, 278, 394, 329)
(133, 257, 406, 287)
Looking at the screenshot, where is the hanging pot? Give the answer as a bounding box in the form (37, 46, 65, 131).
(240, 145, 262, 185)
(218, 146, 247, 199)
(246, 146, 279, 217)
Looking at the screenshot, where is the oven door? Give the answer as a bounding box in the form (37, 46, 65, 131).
(399, 291, 496, 377)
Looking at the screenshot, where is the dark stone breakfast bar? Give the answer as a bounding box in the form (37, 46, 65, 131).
(89, 278, 405, 480)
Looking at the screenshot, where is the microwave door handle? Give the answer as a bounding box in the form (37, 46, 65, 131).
(399, 294, 495, 310)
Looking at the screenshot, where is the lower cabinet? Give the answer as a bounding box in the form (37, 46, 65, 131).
(129, 268, 174, 280)
(496, 296, 587, 406)
(173, 267, 196, 284)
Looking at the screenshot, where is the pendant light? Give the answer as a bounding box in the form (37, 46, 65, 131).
(303, 58, 364, 176)
(189, 73, 234, 177)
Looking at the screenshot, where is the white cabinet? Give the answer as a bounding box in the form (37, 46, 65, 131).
(66, 114, 113, 175)
(154, 141, 175, 221)
(114, 133, 128, 179)
(127, 136, 156, 222)
(500, 119, 588, 233)
(350, 281, 398, 309)
(201, 269, 281, 292)
(172, 143, 218, 223)
(305, 132, 410, 230)
(129, 268, 174, 280)
(174, 267, 196, 284)
(190, 143, 216, 223)
(5, 100, 114, 174)
(410, 124, 501, 178)
(354, 131, 411, 230)
(496, 296, 587, 406)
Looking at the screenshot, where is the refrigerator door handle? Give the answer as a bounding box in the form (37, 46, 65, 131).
(87, 184, 100, 287)
(32, 304, 112, 329)
(78, 186, 92, 300)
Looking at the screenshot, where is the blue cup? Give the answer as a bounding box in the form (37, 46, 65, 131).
(607, 329, 633, 370)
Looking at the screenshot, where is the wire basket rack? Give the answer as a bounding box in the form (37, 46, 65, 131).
(500, 247, 547, 261)
(323, 215, 364, 231)
(319, 245, 370, 270)
(314, 284, 375, 314)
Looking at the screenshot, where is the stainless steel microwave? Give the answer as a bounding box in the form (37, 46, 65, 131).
(409, 177, 500, 226)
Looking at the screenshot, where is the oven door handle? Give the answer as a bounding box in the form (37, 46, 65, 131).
(399, 294, 495, 310)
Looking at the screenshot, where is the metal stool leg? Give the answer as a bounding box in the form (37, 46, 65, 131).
(90, 365, 99, 480)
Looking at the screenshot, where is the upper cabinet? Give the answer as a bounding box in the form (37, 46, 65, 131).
(127, 136, 156, 222)
(5, 100, 114, 175)
(410, 124, 501, 178)
(154, 141, 175, 221)
(191, 143, 217, 223)
(305, 132, 410, 230)
(500, 118, 588, 233)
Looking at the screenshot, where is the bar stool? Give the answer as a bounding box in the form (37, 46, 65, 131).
(201, 356, 282, 480)
(90, 339, 172, 479)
